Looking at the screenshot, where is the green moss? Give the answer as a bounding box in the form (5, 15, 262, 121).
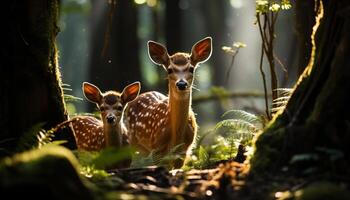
(0, 145, 96, 199)
(1, 145, 79, 169)
(250, 121, 287, 174)
(294, 182, 350, 200)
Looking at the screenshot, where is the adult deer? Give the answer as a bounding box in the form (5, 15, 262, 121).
(54, 82, 140, 152)
(124, 37, 212, 168)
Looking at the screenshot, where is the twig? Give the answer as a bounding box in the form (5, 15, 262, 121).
(259, 43, 271, 120)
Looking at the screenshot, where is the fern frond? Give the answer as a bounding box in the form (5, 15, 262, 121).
(222, 109, 263, 126)
(271, 87, 293, 114)
(16, 122, 46, 152)
(274, 88, 293, 96)
(215, 119, 258, 134)
(37, 130, 54, 148)
(64, 94, 83, 102)
(130, 150, 159, 168)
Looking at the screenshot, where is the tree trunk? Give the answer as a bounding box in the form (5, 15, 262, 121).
(87, 0, 141, 110)
(251, 0, 350, 175)
(294, 0, 316, 75)
(0, 0, 74, 157)
(200, 0, 230, 87)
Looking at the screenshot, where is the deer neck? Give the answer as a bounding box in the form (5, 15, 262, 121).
(103, 122, 122, 147)
(168, 85, 192, 147)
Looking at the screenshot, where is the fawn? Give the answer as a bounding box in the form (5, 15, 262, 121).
(124, 37, 212, 168)
(55, 81, 140, 152)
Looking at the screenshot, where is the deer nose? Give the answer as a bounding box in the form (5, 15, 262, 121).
(176, 80, 188, 90)
(106, 115, 116, 124)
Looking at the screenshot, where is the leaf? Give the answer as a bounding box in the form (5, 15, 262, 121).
(198, 146, 209, 165)
(271, 88, 293, 114)
(91, 146, 134, 169)
(215, 119, 258, 133)
(222, 109, 263, 127)
(16, 122, 46, 152)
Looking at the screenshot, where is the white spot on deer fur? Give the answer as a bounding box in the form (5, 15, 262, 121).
(161, 128, 166, 132)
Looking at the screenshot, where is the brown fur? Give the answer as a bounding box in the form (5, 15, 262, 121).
(125, 38, 211, 169)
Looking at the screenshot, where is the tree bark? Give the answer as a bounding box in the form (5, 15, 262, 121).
(87, 0, 141, 110)
(251, 0, 350, 174)
(0, 0, 74, 157)
(294, 0, 316, 75)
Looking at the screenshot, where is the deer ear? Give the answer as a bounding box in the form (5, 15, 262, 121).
(190, 37, 212, 66)
(121, 81, 141, 104)
(82, 82, 102, 104)
(148, 41, 170, 67)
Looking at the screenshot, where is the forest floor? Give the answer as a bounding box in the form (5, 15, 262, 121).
(89, 158, 350, 200)
(89, 160, 313, 200)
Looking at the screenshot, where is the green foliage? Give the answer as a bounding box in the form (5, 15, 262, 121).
(271, 88, 293, 114)
(255, 0, 292, 120)
(130, 143, 186, 169)
(75, 147, 134, 169)
(62, 83, 85, 116)
(80, 165, 110, 180)
(92, 147, 134, 169)
(185, 110, 264, 169)
(62, 83, 83, 102)
(255, 0, 291, 14)
(15, 122, 46, 152)
(16, 122, 67, 153)
(74, 147, 134, 181)
(37, 129, 67, 149)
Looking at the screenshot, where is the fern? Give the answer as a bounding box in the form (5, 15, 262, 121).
(215, 119, 258, 140)
(185, 110, 264, 169)
(158, 143, 186, 167)
(271, 88, 293, 114)
(222, 109, 263, 126)
(130, 150, 161, 168)
(36, 128, 64, 148)
(15, 122, 46, 152)
(130, 143, 186, 169)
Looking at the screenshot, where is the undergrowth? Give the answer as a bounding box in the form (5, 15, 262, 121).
(12, 81, 294, 181)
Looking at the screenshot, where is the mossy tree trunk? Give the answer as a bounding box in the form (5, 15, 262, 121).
(0, 0, 75, 157)
(251, 0, 350, 175)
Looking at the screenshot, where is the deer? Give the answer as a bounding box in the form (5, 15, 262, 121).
(54, 81, 140, 153)
(124, 37, 212, 168)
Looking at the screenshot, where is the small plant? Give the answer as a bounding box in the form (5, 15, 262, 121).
(130, 143, 186, 169)
(271, 88, 293, 115)
(222, 41, 247, 83)
(255, 0, 292, 119)
(184, 110, 264, 169)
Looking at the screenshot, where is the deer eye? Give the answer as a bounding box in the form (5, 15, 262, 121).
(117, 105, 123, 111)
(99, 106, 106, 111)
(167, 68, 173, 74)
(189, 67, 194, 73)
